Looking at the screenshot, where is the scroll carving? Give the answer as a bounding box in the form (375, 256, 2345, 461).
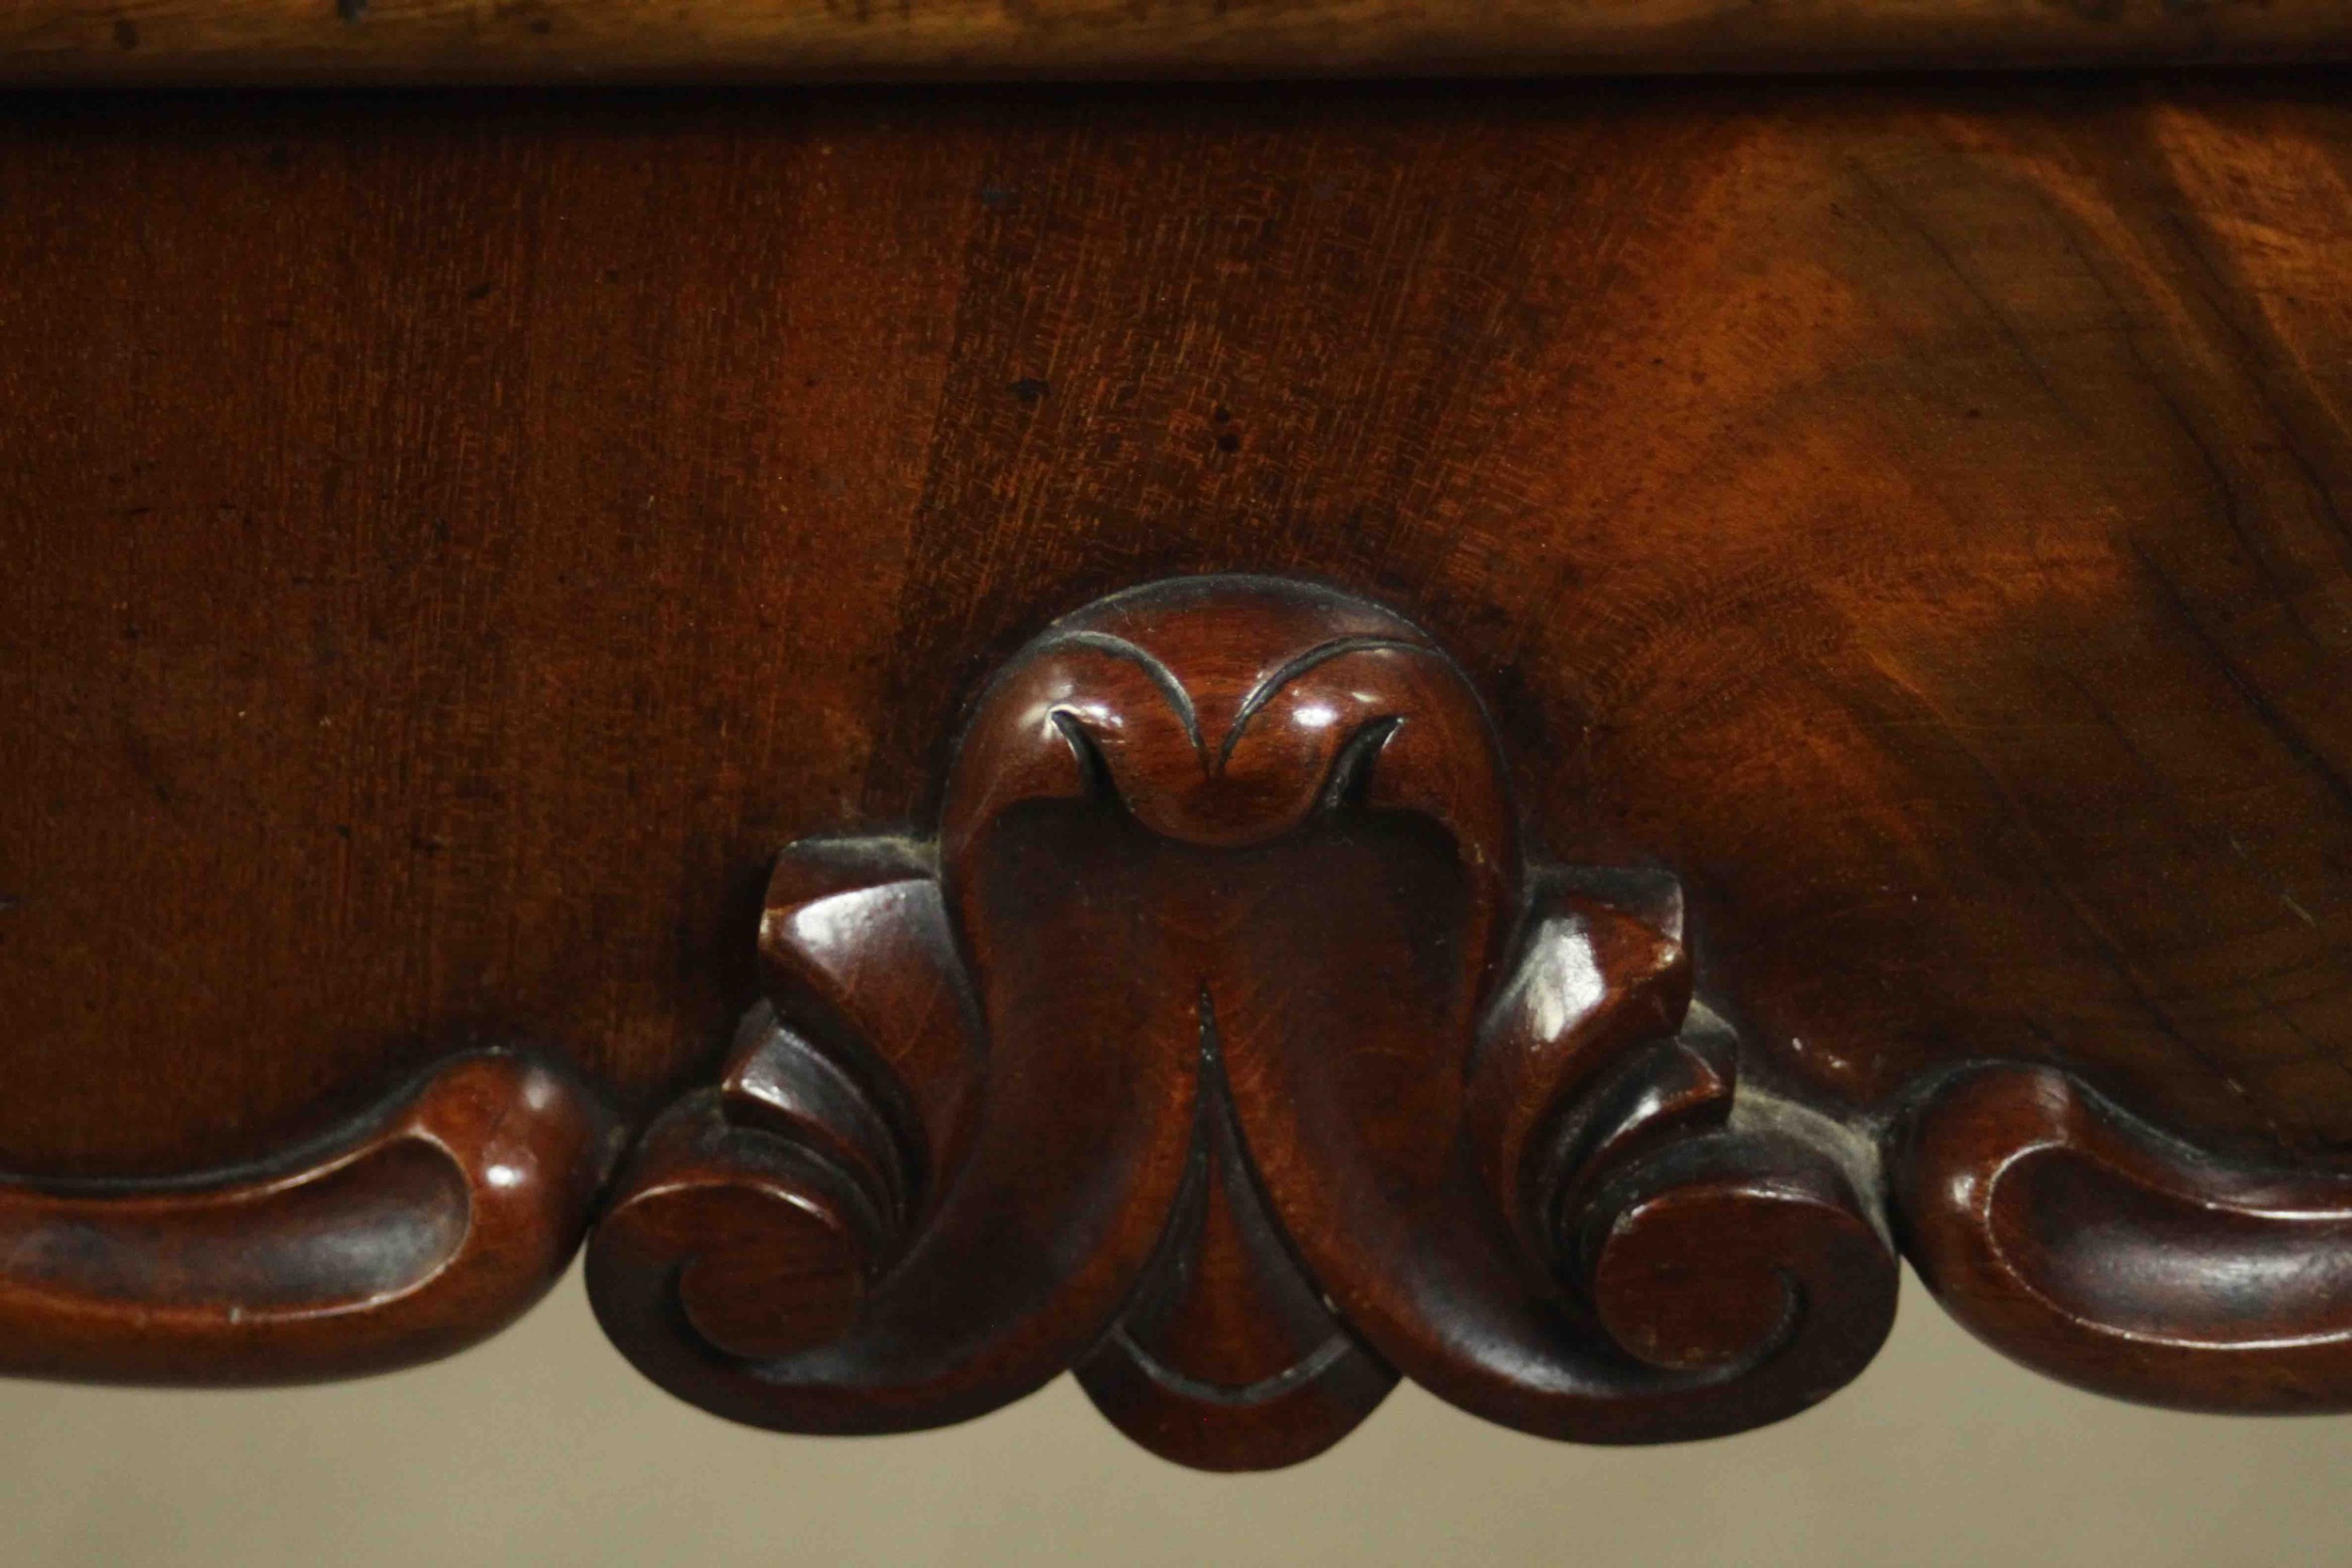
(1894, 1063, 2352, 1412)
(0, 1049, 620, 1385)
(12, 573, 2351, 1443)
(586, 577, 1899, 1467)
(586, 574, 2352, 1465)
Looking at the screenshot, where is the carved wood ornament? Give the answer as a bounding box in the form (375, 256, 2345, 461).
(577, 577, 2352, 1465)
(13, 576, 2352, 1467)
(583, 577, 1905, 1467)
(0, 1051, 619, 1384)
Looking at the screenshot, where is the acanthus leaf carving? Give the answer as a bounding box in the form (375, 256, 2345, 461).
(584, 577, 1899, 1466)
(586, 573, 2352, 1467)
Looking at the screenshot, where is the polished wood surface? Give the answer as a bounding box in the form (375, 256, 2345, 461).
(8, 75, 2349, 1171)
(4, 0, 2348, 84)
(1896, 1063, 2352, 1412)
(587, 578, 1895, 1469)
(4, 71, 2352, 1441)
(0, 1051, 618, 1384)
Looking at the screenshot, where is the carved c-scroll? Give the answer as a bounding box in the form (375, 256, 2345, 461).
(0, 1049, 619, 1385)
(1895, 1062, 2352, 1411)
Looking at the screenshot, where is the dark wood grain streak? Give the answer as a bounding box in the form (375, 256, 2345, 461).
(0, 1050, 619, 1384)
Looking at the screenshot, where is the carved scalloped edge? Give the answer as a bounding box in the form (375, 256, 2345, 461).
(0, 1048, 622, 1386)
(1890, 1059, 2352, 1412)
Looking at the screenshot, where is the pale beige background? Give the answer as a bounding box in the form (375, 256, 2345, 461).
(3, 1268, 2344, 1567)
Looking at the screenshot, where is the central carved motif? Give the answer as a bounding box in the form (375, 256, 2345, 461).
(584, 577, 1897, 1468)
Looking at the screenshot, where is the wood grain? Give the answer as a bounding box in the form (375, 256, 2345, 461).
(8, 74, 2352, 1424)
(3, 0, 2349, 84)
(7, 76, 2349, 1180)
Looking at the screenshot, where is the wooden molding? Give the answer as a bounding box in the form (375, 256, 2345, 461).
(0, 1050, 620, 1385)
(14, 572, 2352, 1449)
(586, 577, 1900, 1468)
(1894, 1064, 2352, 1413)
(3, 0, 2348, 83)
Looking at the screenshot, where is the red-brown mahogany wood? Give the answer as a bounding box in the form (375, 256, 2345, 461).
(8, 0, 2352, 84)
(586, 578, 1899, 1468)
(0, 1050, 619, 1385)
(9, 77, 2352, 1180)
(1895, 1063, 2352, 1412)
(9, 79, 2352, 1440)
